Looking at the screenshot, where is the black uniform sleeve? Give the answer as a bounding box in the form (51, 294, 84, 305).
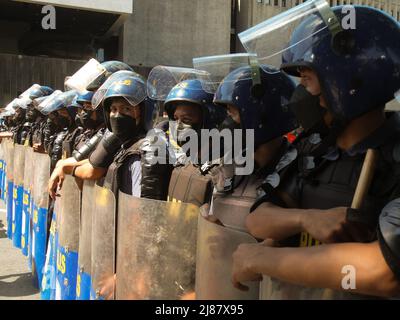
(378, 198, 400, 281)
(89, 131, 122, 169)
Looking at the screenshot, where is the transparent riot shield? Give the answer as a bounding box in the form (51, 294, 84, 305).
(0, 142, 5, 201)
(31, 152, 50, 288)
(91, 183, 116, 300)
(5, 141, 14, 239)
(116, 191, 199, 300)
(23, 147, 34, 258)
(76, 180, 95, 300)
(260, 276, 369, 300)
(41, 197, 59, 300)
(12, 144, 25, 249)
(55, 175, 81, 300)
(195, 215, 259, 300)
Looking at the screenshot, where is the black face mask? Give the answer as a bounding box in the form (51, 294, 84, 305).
(109, 114, 138, 143)
(287, 84, 326, 132)
(26, 109, 39, 122)
(14, 110, 26, 125)
(50, 114, 70, 130)
(56, 115, 70, 129)
(79, 109, 102, 130)
(220, 116, 241, 131)
(46, 118, 59, 135)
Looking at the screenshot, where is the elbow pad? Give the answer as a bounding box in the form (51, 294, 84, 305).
(73, 130, 104, 162)
(378, 198, 400, 281)
(89, 130, 122, 168)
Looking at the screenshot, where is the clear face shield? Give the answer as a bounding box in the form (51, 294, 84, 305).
(19, 84, 42, 99)
(238, 0, 342, 74)
(64, 59, 107, 94)
(395, 89, 400, 104)
(147, 65, 209, 101)
(91, 71, 144, 109)
(192, 53, 256, 94)
(37, 90, 77, 116)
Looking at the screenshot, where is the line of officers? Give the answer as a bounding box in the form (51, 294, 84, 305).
(1, 2, 400, 300)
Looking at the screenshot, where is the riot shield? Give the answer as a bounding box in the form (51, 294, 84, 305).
(115, 191, 199, 300)
(91, 183, 116, 300)
(12, 144, 25, 248)
(76, 180, 95, 300)
(31, 152, 50, 287)
(195, 215, 259, 300)
(0, 142, 5, 201)
(23, 147, 34, 257)
(259, 277, 368, 300)
(41, 199, 58, 300)
(5, 141, 14, 239)
(55, 175, 81, 300)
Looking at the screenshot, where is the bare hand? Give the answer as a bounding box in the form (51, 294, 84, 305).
(98, 274, 116, 300)
(33, 143, 45, 153)
(301, 207, 372, 244)
(48, 166, 65, 200)
(231, 243, 269, 291)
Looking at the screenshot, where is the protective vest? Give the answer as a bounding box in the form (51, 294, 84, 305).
(211, 174, 264, 231)
(259, 113, 400, 300)
(49, 129, 69, 170)
(62, 127, 84, 159)
(103, 136, 145, 196)
(168, 164, 213, 207)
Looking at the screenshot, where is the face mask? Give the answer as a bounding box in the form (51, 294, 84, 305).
(46, 118, 58, 135)
(26, 109, 39, 122)
(109, 113, 138, 142)
(287, 84, 325, 132)
(14, 110, 26, 125)
(78, 109, 99, 129)
(56, 115, 70, 129)
(169, 120, 197, 148)
(220, 116, 241, 131)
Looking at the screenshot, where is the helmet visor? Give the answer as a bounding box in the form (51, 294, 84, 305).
(192, 53, 255, 94)
(38, 90, 77, 115)
(92, 71, 143, 109)
(65, 59, 107, 94)
(19, 84, 42, 99)
(147, 66, 209, 101)
(239, 0, 340, 73)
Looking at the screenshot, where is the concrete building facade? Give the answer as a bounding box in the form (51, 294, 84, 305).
(1, 0, 399, 105)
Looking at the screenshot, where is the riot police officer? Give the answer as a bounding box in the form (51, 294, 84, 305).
(232, 3, 400, 298)
(194, 59, 297, 299)
(39, 90, 79, 170)
(21, 85, 54, 147)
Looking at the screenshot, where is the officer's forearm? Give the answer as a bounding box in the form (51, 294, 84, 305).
(252, 242, 400, 297)
(246, 202, 304, 240)
(66, 161, 107, 180)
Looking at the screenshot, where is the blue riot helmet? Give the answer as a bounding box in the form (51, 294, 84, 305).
(20, 84, 54, 101)
(86, 61, 134, 92)
(147, 65, 226, 130)
(214, 65, 297, 147)
(193, 54, 297, 148)
(76, 91, 94, 107)
(164, 79, 227, 130)
(38, 90, 79, 128)
(102, 73, 158, 133)
(75, 91, 105, 129)
(239, 1, 400, 126)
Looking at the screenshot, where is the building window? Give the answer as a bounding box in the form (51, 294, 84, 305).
(282, 0, 286, 7)
(274, 0, 279, 6)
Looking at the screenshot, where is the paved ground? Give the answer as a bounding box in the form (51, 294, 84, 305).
(0, 201, 40, 300)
